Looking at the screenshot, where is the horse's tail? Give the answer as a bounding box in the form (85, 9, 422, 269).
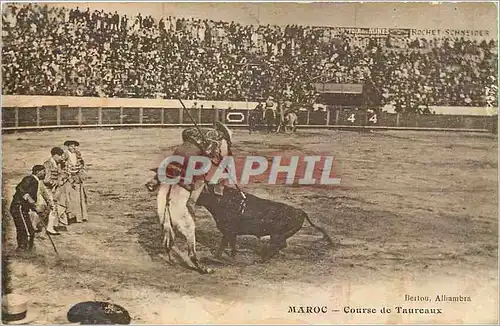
(158, 184, 176, 251)
(157, 184, 171, 226)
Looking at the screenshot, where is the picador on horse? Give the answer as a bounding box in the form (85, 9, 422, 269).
(146, 121, 233, 215)
(145, 117, 243, 274)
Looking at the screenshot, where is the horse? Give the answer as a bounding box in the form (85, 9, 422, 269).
(145, 123, 233, 274)
(284, 111, 298, 132)
(155, 169, 212, 273)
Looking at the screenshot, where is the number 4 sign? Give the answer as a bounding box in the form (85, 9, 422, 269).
(369, 114, 377, 124)
(347, 113, 356, 123)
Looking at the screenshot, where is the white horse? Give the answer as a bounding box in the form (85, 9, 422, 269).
(284, 111, 298, 132)
(148, 126, 232, 274)
(156, 178, 210, 273)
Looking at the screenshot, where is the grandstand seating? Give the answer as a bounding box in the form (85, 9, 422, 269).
(2, 3, 498, 110)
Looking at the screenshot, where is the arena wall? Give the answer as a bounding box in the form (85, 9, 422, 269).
(1, 95, 498, 133)
(1, 95, 259, 110)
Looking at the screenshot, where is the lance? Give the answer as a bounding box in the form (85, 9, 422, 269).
(36, 212, 59, 255)
(177, 99, 246, 200)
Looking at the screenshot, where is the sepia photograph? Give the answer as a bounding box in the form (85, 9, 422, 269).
(1, 1, 498, 324)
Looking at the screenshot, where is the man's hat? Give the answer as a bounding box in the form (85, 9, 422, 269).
(51, 147, 64, 156)
(2, 293, 39, 324)
(64, 140, 80, 146)
(67, 301, 131, 324)
(31, 165, 45, 174)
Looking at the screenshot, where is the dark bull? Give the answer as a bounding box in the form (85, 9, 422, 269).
(197, 184, 335, 262)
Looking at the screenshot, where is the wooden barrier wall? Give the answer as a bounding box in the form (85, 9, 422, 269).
(1, 105, 497, 133)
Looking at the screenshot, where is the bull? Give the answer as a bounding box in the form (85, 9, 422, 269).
(196, 183, 334, 262)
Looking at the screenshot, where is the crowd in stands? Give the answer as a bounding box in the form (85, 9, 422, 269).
(2, 3, 498, 111)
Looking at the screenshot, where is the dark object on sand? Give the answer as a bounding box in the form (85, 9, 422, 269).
(67, 301, 131, 324)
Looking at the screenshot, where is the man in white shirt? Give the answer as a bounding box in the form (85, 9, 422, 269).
(43, 147, 68, 232)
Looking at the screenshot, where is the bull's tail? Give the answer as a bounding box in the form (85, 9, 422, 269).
(304, 213, 334, 246)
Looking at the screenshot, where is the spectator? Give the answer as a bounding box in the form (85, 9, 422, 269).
(1, 3, 497, 109)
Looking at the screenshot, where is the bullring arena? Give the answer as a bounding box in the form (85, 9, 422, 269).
(2, 126, 498, 323)
(1, 2, 499, 325)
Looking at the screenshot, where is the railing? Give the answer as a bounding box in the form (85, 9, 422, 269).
(1, 105, 497, 133)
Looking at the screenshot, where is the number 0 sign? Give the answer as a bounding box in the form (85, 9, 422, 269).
(226, 112, 245, 123)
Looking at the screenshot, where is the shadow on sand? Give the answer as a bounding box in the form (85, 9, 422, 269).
(128, 207, 275, 270)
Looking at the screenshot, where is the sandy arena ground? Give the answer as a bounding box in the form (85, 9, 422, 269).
(1, 128, 498, 324)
